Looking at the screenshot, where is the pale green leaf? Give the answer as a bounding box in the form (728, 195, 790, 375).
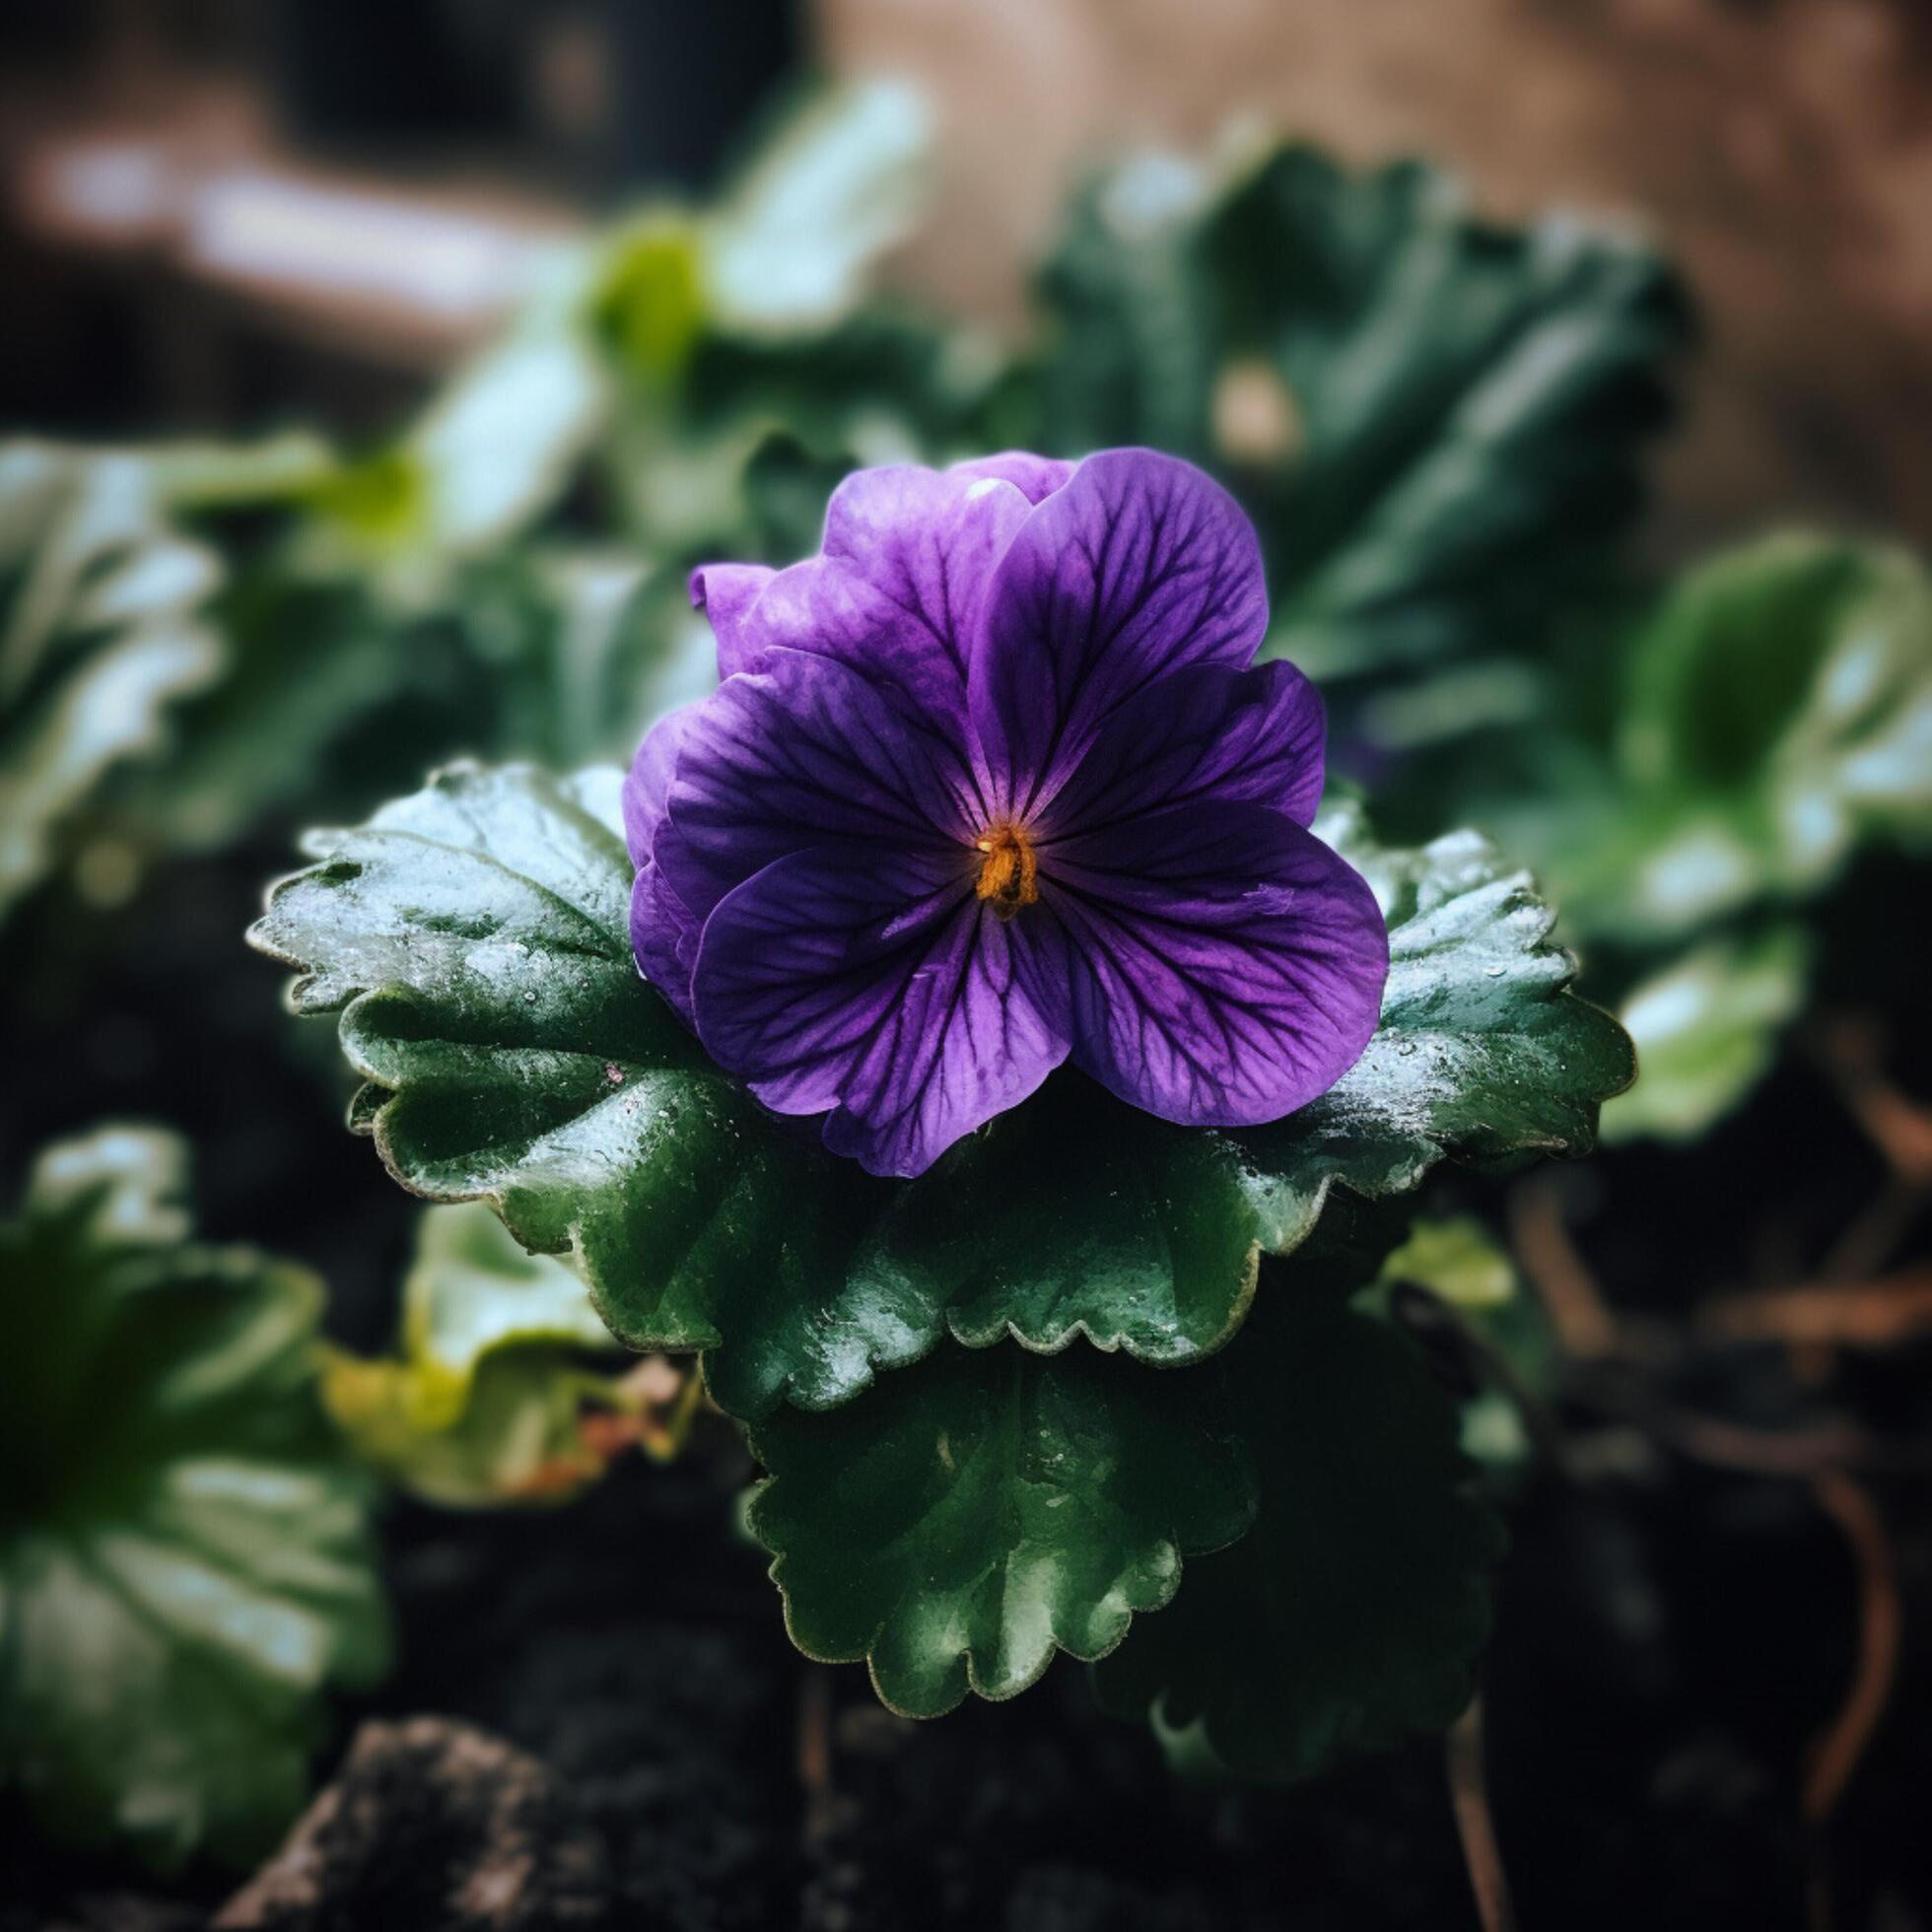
(1603, 925, 1810, 1142)
(1607, 534, 1932, 934)
(1377, 1214, 1517, 1311)
(701, 80, 932, 338)
(0, 445, 224, 918)
(320, 1202, 633, 1509)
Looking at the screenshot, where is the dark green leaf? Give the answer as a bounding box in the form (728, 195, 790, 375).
(746, 1341, 1255, 1716)
(252, 768, 1629, 1423)
(0, 1128, 387, 1870)
(1094, 1289, 1504, 1780)
(1036, 142, 1686, 700)
(248, 761, 821, 1353)
(1267, 799, 1635, 1174)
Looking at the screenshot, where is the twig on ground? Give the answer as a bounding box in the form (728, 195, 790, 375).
(1819, 1176, 1927, 1285)
(1567, 1373, 1932, 1479)
(1447, 1695, 1516, 1932)
(797, 1666, 836, 1845)
(1803, 1472, 1902, 1932)
(1511, 1180, 1619, 1359)
(1699, 1268, 1932, 1348)
(1812, 1018, 1932, 1185)
(1805, 1472, 1900, 1826)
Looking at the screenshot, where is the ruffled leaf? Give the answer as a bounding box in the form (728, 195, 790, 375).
(745, 1341, 1255, 1716)
(252, 766, 1629, 1422)
(0, 1128, 387, 1871)
(1094, 1289, 1505, 1779)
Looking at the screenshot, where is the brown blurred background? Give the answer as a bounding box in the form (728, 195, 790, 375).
(6, 0, 1931, 544)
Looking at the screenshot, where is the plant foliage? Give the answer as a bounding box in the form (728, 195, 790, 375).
(250, 769, 1630, 1428)
(0, 1129, 387, 1870)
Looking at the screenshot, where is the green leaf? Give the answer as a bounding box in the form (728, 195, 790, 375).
(1466, 536, 1932, 950)
(250, 767, 1630, 1424)
(378, 1200, 614, 1425)
(248, 760, 833, 1374)
(0, 444, 225, 919)
(745, 1341, 1255, 1716)
(587, 80, 931, 390)
(1258, 798, 1635, 1179)
(91, 429, 566, 858)
(1036, 141, 1685, 699)
(324, 1346, 618, 1510)
(605, 309, 1009, 561)
(1602, 925, 1810, 1143)
(105, 567, 423, 854)
(1377, 1213, 1516, 1311)
(1602, 534, 1932, 935)
(146, 432, 341, 514)
(448, 548, 721, 772)
(1094, 1289, 1504, 1780)
(0, 1128, 387, 1871)
(1368, 1214, 1548, 1474)
(321, 1203, 633, 1508)
(404, 309, 608, 552)
(698, 79, 932, 340)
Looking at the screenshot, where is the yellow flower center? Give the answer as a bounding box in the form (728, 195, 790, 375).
(974, 822, 1039, 919)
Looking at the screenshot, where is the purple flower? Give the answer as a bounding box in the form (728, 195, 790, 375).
(624, 448, 1388, 1179)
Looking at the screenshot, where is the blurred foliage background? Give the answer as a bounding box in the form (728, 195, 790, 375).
(3, 4, 1930, 1929)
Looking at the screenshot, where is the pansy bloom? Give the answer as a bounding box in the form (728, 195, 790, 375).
(624, 448, 1388, 1179)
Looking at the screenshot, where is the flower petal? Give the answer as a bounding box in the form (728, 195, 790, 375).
(659, 648, 976, 929)
(688, 564, 777, 678)
(629, 860, 700, 1026)
(972, 448, 1269, 817)
(1034, 800, 1387, 1127)
(715, 463, 1033, 735)
(948, 451, 1075, 505)
(622, 701, 703, 868)
(1040, 659, 1327, 841)
(693, 846, 1071, 1178)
